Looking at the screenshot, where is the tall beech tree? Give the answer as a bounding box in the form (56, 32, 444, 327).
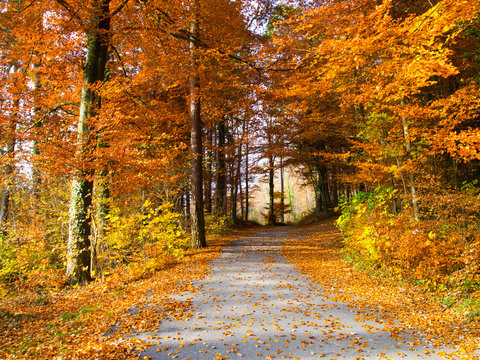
(62, 0, 128, 285)
(189, 0, 206, 248)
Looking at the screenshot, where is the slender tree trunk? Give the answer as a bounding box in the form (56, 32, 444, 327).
(386, 156, 399, 215)
(401, 99, 419, 219)
(268, 155, 275, 225)
(0, 85, 18, 235)
(205, 128, 213, 214)
(245, 139, 249, 222)
(308, 163, 322, 215)
(236, 143, 242, 222)
(280, 157, 285, 224)
(0, 186, 9, 235)
(93, 169, 109, 275)
(214, 119, 227, 216)
(230, 166, 236, 222)
(239, 173, 244, 222)
(31, 12, 44, 200)
(317, 163, 331, 213)
(0, 119, 16, 232)
(32, 73, 42, 199)
(0, 160, 13, 236)
(185, 190, 191, 219)
(331, 167, 339, 208)
(66, 0, 111, 285)
(231, 142, 242, 223)
(189, 6, 206, 249)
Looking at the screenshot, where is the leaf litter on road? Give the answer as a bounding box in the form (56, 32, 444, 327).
(128, 226, 474, 360)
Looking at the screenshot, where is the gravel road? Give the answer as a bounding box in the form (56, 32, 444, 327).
(132, 229, 461, 360)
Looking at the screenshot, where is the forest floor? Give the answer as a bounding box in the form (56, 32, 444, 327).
(1, 221, 479, 359)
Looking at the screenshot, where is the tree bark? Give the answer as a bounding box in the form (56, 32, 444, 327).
(268, 155, 275, 225)
(205, 128, 213, 214)
(230, 142, 242, 223)
(235, 143, 242, 223)
(32, 71, 43, 199)
(93, 169, 110, 275)
(185, 189, 191, 219)
(239, 171, 244, 221)
(189, 5, 206, 249)
(308, 163, 322, 215)
(245, 137, 249, 222)
(230, 165, 236, 222)
(214, 119, 227, 216)
(401, 99, 419, 219)
(0, 79, 18, 235)
(0, 122, 16, 234)
(280, 157, 285, 224)
(318, 163, 332, 213)
(66, 0, 111, 285)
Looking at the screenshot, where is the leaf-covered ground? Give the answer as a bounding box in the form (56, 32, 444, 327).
(0, 229, 257, 359)
(284, 221, 480, 359)
(2, 222, 479, 359)
(123, 224, 476, 360)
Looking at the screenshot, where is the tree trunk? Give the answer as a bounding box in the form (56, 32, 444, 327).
(0, 86, 18, 235)
(214, 119, 227, 216)
(0, 120, 16, 234)
(236, 143, 242, 222)
(32, 72, 43, 199)
(387, 156, 399, 215)
(0, 185, 9, 235)
(245, 139, 249, 222)
(94, 169, 110, 275)
(231, 142, 242, 223)
(230, 166, 237, 222)
(0, 159, 13, 235)
(317, 167, 325, 212)
(66, 0, 111, 285)
(401, 99, 419, 219)
(239, 172, 244, 222)
(331, 167, 339, 208)
(205, 128, 213, 214)
(318, 163, 332, 213)
(308, 163, 322, 215)
(268, 155, 275, 225)
(185, 190, 191, 219)
(280, 157, 285, 224)
(189, 6, 206, 249)
(31, 12, 44, 200)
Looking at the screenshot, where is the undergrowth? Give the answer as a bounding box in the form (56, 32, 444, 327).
(336, 186, 480, 320)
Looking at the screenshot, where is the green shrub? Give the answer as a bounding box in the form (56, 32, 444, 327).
(204, 214, 233, 235)
(102, 201, 188, 271)
(0, 241, 20, 284)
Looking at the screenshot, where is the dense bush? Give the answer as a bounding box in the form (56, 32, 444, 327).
(204, 214, 233, 235)
(101, 201, 189, 275)
(336, 186, 480, 294)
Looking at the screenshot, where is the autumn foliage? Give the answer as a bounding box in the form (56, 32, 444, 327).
(1, 0, 480, 357)
(266, 0, 480, 314)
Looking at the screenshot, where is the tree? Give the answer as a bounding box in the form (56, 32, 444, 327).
(189, 0, 206, 248)
(63, 0, 122, 285)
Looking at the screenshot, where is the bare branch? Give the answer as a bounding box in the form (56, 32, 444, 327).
(23, 102, 80, 134)
(111, 0, 129, 18)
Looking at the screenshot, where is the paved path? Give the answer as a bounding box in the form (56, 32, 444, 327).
(133, 230, 458, 359)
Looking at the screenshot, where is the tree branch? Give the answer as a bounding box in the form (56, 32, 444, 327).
(23, 102, 80, 134)
(54, 0, 84, 27)
(111, 0, 129, 17)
